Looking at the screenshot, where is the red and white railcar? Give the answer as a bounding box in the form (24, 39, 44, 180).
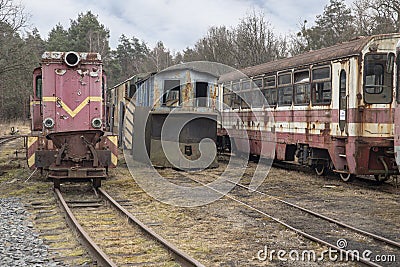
(218, 33, 400, 181)
(28, 51, 118, 188)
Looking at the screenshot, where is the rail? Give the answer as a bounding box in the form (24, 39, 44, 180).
(54, 188, 117, 267)
(97, 188, 205, 267)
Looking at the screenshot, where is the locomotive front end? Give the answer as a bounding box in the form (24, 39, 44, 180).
(28, 51, 117, 188)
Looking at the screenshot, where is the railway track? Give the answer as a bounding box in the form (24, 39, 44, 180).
(0, 135, 20, 146)
(157, 168, 399, 267)
(54, 185, 204, 267)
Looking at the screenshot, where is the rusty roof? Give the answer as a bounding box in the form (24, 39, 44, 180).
(219, 35, 376, 83)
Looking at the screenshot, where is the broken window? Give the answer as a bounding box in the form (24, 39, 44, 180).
(163, 80, 181, 107)
(195, 82, 208, 107)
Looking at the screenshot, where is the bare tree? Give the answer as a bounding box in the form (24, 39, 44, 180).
(353, 0, 400, 34)
(234, 10, 279, 68)
(0, 0, 28, 32)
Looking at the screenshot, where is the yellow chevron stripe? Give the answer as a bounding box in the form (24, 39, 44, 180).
(107, 136, 118, 147)
(111, 153, 118, 166)
(27, 137, 38, 148)
(42, 96, 102, 118)
(28, 154, 35, 168)
(30, 100, 41, 106)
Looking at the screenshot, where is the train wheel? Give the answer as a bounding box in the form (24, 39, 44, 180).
(374, 174, 389, 183)
(339, 173, 354, 182)
(314, 165, 325, 176)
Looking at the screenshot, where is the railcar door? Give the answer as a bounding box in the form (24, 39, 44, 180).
(339, 70, 347, 133)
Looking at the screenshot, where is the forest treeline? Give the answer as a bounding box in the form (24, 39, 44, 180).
(0, 0, 399, 120)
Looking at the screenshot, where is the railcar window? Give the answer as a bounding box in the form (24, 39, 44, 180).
(278, 73, 292, 106)
(364, 53, 393, 104)
(251, 89, 265, 107)
(264, 75, 276, 88)
(223, 93, 231, 108)
(397, 55, 400, 103)
(263, 88, 277, 107)
(223, 85, 231, 108)
(35, 75, 42, 99)
(232, 93, 241, 109)
(312, 67, 331, 105)
(240, 92, 250, 109)
(232, 82, 240, 92)
(294, 71, 310, 105)
(163, 80, 181, 107)
(242, 80, 251, 90)
(129, 84, 136, 98)
(270, 88, 277, 106)
(253, 78, 263, 89)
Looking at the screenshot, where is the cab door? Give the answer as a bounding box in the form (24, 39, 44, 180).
(31, 68, 42, 131)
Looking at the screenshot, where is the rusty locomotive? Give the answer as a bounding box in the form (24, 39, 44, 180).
(218, 33, 400, 182)
(28, 51, 118, 188)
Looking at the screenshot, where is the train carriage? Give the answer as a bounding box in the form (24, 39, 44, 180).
(218, 33, 400, 182)
(111, 65, 220, 169)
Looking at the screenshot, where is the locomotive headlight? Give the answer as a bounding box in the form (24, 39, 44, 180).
(43, 118, 55, 129)
(91, 118, 102, 129)
(64, 51, 80, 67)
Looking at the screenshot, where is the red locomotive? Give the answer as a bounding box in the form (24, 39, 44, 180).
(28, 51, 118, 188)
(218, 33, 400, 182)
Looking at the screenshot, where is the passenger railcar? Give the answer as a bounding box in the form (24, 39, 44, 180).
(218, 33, 400, 182)
(112, 65, 219, 169)
(28, 51, 118, 188)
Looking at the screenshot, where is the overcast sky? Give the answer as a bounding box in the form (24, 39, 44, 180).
(20, 0, 354, 52)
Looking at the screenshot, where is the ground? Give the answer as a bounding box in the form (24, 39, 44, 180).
(0, 123, 398, 266)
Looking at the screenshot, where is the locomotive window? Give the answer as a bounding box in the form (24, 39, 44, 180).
(312, 66, 331, 105)
(294, 70, 310, 105)
(163, 79, 181, 107)
(364, 53, 393, 104)
(35, 75, 42, 99)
